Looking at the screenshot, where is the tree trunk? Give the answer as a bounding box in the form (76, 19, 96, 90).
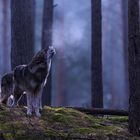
(128, 0, 140, 136)
(11, 0, 35, 105)
(91, 0, 103, 108)
(41, 0, 54, 106)
(11, 0, 35, 69)
(122, 0, 129, 109)
(2, 0, 9, 74)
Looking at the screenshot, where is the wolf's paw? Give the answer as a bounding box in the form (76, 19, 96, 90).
(39, 106, 43, 111)
(35, 112, 41, 118)
(27, 109, 32, 116)
(39, 106, 43, 113)
(7, 95, 15, 107)
(35, 108, 41, 117)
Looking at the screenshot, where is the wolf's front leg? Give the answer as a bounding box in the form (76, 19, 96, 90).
(26, 92, 32, 116)
(33, 93, 41, 117)
(39, 87, 43, 111)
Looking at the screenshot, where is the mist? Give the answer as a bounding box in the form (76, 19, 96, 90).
(52, 0, 91, 107)
(0, 0, 129, 109)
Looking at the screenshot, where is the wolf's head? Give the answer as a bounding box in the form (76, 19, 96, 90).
(46, 46, 56, 60)
(28, 46, 56, 74)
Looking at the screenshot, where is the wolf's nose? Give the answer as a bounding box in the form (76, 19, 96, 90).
(51, 49, 54, 53)
(49, 46, 54, 50)
(51, 49, 56, 54)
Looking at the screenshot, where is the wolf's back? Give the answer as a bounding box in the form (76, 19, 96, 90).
(14, 65, 27, 83)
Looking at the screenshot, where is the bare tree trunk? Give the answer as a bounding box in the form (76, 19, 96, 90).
(41, 0, 54, 106)
(128, 0, 140, 136)
(122, 0, 129, 109)
(11, 0, 35, 105)
(91, 0, 103, 108)
(2, 0, 9, 74)
(0, 1, 2, 78)
(110, 40, 116, 108)
(11, 0, 35, 69)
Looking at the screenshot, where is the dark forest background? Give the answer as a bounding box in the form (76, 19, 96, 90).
(0, 0, 139, 109)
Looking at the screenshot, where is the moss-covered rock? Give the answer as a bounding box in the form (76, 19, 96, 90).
(0, 104, 139, 140)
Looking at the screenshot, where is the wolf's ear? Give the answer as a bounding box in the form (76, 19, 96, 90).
(32, 47, 49, 59)
(32, 50, 43, 59)
(40, 48, 48, 55)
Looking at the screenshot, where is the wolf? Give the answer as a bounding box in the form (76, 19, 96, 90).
(0, 73, 26, 106)
(0, 46, 55, 117)
(0, 73, 14, 105)
(0, 73, 39, 107)
(13, 46, 56, 117)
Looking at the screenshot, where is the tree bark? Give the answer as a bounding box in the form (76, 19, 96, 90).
(128, 0, 140, 136)
(11, 0, 35, 105)
(2, 0, 9, 74)
(11, 0, 35, 70)
(122, 0, 129, 109)
(91, 0, 103, 108)
(41, 0, 54, 106)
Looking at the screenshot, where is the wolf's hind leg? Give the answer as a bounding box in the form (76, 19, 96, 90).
(26, 92, 32, 116)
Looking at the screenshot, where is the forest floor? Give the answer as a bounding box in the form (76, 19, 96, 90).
(0, 105, 139, 140)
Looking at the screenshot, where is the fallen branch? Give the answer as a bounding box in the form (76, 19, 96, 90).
(67, 107, 128, 116)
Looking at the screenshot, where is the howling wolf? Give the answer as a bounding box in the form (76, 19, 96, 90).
(13, 46, 56, 117)
(0, 46, 56, 117)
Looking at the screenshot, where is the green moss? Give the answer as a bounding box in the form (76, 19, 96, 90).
(45, 129, 67, 138)
(71, 127, 95, 134)
(4, 133, 14, 139)
(108, 116, 128, 122)
(51, 112, 71, 124)
(0, 110, 10, 116)
(103, 125, 121, 134)
(0, 105, 138, 140)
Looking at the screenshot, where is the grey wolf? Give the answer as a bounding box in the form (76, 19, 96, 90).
(0, 72, 26, 107)
(0, 73, 14, 105)
(0, 73, 25, 106)
(0, 46, 56, 117)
